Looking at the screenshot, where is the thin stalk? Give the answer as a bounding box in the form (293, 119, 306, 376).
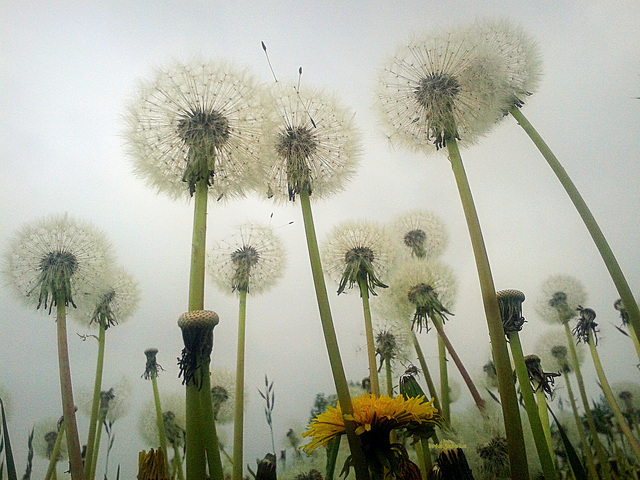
(185, 384, 206, 480)
(151, 376, 169, 471)
(298, 188, 370, 480)
(534, 388, 554, 460)
(84, 323, 106, 479)
(414, 436, 428, 480)
(507, 331, 558, 479)
(562, 322, 612, 478)
(586, 330, 640, 461)
(55, 298, 84, 480)
(420, 438, 432, 473)
(447, 138, 529, 479)
(88, 410, 106, 480)
(232, 289, 248, 480)
(437, 335, 449, 424)
(357, 277, 380, 396)
(628, 326, 640, 366)
(430, 314, 485, 412)
(409, 328, 441, 413)
(384, 357, 393, 397)
(564, 373, 600, 480)
(173, 445, 185, 480)
(44, 422, 65, 480)
(199, 364, 224, 480)
(510, 107, 640, 345)
(188, 179, 208, 311)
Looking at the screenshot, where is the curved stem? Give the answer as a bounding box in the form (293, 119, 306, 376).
(151, 376, 169, 471)
(446, 138, 529, 479)
(298, 189, 370, 480)
(430, 314, 485, 412)
(409, 328, 441, 413)
(507, 331, 558, 479)
(358, 277, 380, 396)
(587, 330, 640, 461)
(56, 299, 85, 480)
(188, 180, 209, 311)
(232, 290, 248, 480)
(510, 107, 640, 348)
(84, 323, 106, 478)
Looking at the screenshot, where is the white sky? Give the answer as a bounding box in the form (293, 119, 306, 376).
(1, 1, 639, 478)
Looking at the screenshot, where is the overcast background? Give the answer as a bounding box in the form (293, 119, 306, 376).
(1, 1, 639, 478)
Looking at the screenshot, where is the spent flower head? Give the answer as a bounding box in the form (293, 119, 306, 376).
(391, 210, 448, 260)
(535, 275, 588, 325)
(4, 214, 113, 314)
(384, 259, 457, 333)
(208, 223, 285, 295)
(321, 220, 394, 296)
(177, 310, 219, 387)
(210, 367, 237, 424)
(125, 59, 266, 200)
(260, 82, 360, 202)
(534, 328, 585, 374)
(138, 392, 186, 448)
(572, 306, 599, 345)
(70, 266, 140, 329)
(524, 354, 560, 398)
(142, 348, 164, 380)
(496, 289, 526, 334)
(33, 416, 67, 461)
(377, 26, 507, 152)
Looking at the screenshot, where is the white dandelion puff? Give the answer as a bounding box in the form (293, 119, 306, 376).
(391, 210, 449, 260)
(535, 275, 588, 325)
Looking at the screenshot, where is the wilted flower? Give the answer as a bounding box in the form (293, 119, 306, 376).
(321, 220, 394, 296)
(70, 266, 140, 329)
(33, 416, 67, 460)
(496, 289, 526, 334)
(4, 214, 113, 314)
(391, 210, 448, 260)
(138, 392, 186, 449)
(124, 59, 266, 200)
(383, 259, 457, 333)
(534, 328, 585, 374)
(524, 354, 560, 398)
(572, 306, 599, 345)
(376, 26, 507, 152)
(177, 310, 219, 387)
(535, 275, 588, 325)
(260, 82, 360, 202)
(142, 348, 164, 380)
(207, 223, 285, 295)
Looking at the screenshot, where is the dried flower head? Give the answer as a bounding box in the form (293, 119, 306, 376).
(138, 392, 186, 449)
(534, 328, 585, 374)
(70, 267, 140, 329)
(260, 82, 360, 202)
(209, 367, 237, 424)
(391, 210, 449, 260)
(377, 26, 507, 152)
(177, 310, 219, 388)
(572, 306, 599, 345)
(125, 59, 266, 200)
(524, 354, 560, 398)
(535, 275, 588, 325)
(614, 298, 630, 326)
(33, 416, 68, 460)
(321, 220, 394, 296)
(208, 223, 285, 295)
(469, 18, 542, 109)
(496, 289, 526, 334)
(384, 259, 457, 333)
(142, 348, 164, 380)
(4, 214, 113, 314)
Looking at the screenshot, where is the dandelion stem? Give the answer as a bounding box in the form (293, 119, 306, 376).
(199, 365, 224, 480)
(437, 333, 449, 424)
(384, 357, 393, 397)
(150, 376, 169, 471)
(44, 421, 64, 480)
(232, 289, 248, 480)
(507, 332, 558, 479)
(298, 188, 370, 480)
(55, 298, 85, 480)
(84, 323, 106, 479)
(510, 107, 640, 349)
(586, 329, 640, 461)
(430, 314, 485, 412)
(188, 179, 209, 311)
(357, 277, 380, 396)
(185, 384, 206, 480)
(446, 137, 529, 479)
(534, 388, 553, 460)
(409, 328, 441, 413)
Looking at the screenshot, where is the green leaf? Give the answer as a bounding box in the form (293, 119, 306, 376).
(0, 399, 16, 480)
(548, 405, 587, 480)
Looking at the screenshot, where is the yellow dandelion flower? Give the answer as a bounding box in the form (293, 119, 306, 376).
(302, 393, 438, 453)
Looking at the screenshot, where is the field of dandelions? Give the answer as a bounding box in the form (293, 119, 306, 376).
(1, 6, 640, 480)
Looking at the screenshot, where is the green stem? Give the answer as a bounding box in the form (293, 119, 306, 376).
(409, 328, 441, 413)
(446, 138, 529, 479)
(564, 373, 600, 480)
(151, 376, 169, 471)
(587, 330, 640, 461)
(44, 422, 65, 480)
(298, 189, 370, 480)
(200, 363, 224, 480)
(232, 290, 248, 480)
(431, 314, 485, 412)
(89, 410, 106, 480)
(510, 107, 640, 345)
(173, 445, 185, 480)
(384, 357, 393, 397)
(84, 323, 106, 479)
(628, 326, 640, 366)
(358, 277, 380, 396)
(507, 331, 558, 479)
(188, 179, 209, 311)
(534, 388, 554, 460)
(562, 322, 612, 478)
(55, 299, 85, 480)
(437, 334, 449, 424)
(185, 382, 206, 480)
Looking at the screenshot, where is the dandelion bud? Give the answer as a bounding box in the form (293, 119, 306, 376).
(177, 310, 219, 388)
(496, 289, 526, 334)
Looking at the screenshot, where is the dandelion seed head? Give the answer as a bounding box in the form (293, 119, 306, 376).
(611, 382, 640, 413)
(534, 328, 585, 373)
(260, 82, 360, 202)
(138, 392, 185, 448)
(78, 377, 132, 423)
(535, 275, 588, 325)
(391, 210, 448, 260)
(4, 214, 113, 314)
(210, 367, 239, 424)
(124, 58, 266, 200)
(208, 223, 286, 295)
(33, 416, 68, 460)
